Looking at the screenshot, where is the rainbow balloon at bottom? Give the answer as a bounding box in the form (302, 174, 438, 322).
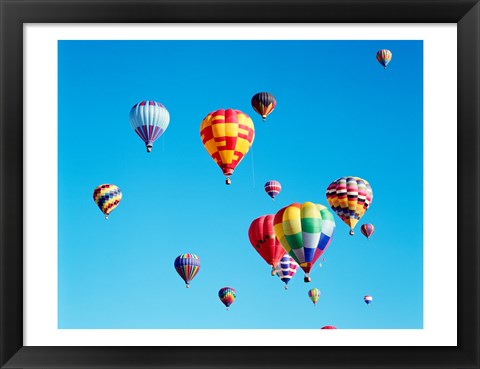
(218, 287, 236, 310)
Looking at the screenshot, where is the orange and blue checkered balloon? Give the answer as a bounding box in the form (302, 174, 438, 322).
(376, 49, 392, 69)
(360, 223, 375, 240)
(129, 100, 170, 152)
(174, 254, 200, 288)
(218, 287, 236, 310)
(200, 108, 255, 185)
(93, 184, 122, 220)
(251, 92, 276, 121)
(326, 176, 373, 236)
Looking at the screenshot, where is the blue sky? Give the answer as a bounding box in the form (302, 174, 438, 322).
(58, 40, 423, 329)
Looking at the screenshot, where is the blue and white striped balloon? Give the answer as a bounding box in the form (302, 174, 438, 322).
(129, 100, 170, 152)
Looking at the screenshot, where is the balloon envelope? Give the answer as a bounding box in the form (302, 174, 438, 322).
(219, 287, 236, 308)
(174, 254, 200, 288)
(200, 108, 255, 184)
(264, 180, 281, 199)
(376, 49, 392, 68)
(308, 288, 321, 305)
(273, 202, 335, 281)
(364, 295, 373, 305)
(248, 215, 286, 273)
(251, 92, 276, 121)
(326, 176, 373, 235)
(361, 223, 375, 239)
(93, 184, 122, 219)
(129, 100, 170, 152)
(321, 325, 337, 329)
(274, 255, 299, 288)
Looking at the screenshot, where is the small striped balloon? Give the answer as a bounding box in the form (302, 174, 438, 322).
(360, 223, 375, 240)
(274, 255, 299, 289)
(308, 288, 321, 306)
(264, 180, 281, 200)
(364, 295, 373, 305)
(251, 92, 276, 121)
(93, 184, 122, 220)
(174, 254, 200, 288)
(376, 49, 392, 69)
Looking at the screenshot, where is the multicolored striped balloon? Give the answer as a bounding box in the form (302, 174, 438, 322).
(200, 108, 255, 185)
(93, 184, 122, 220)
(273, 202, 335, 282)
(218, 287, 236, 310)
(321, 325, 337, 329)
(376, 49, 392, 69)
(273, 255, 299, 289)
(248, 215, 286, 275)
(264, 180, 281, 200)
(174, 254, 200, 288)
(308, 288, 321, 306)
(251, 92, 276, 121)
(129, 100, 170, 153)
(326, 176, 373, 236)
(364, 295, 373, 305)
(360, 223, 375, 240)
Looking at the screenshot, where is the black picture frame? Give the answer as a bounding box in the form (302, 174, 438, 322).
(1, 1, 479, 368)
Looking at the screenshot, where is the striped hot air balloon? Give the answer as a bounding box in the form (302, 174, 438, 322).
(251, 92, 276, 121)
(364, 295, 373, 305)
(308, 288, 321, 306)
(92, 184, 122, 220)
(218, 287, 236, 310)
(200, 108, 255, 185)
(273, 202, 335, 283)
(360, 223, 375, 240)
(376, 49, 392, 69)
(326, 176, 373, 236)
(248, 215, 286, 275)
(273, 255, 299, 289)
(174, 254, 200, 288)
(264, 180, 281, 200)
(129, 100, 170, 152)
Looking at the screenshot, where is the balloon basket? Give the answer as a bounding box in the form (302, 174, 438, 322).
(225, 177, 231, 185)
(349, 230, 354, 236)
(186, 284, 190, 289)
(104, 215, 109, 220)
(284, 285, 288, 290)
(146, 145, 152, 153)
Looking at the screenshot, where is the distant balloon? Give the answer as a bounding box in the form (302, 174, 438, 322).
(376, 49, 392, 69)
(364, 295, 373, 305)
(264, 180, 281, 200)
(219, 287, 236, 310)
(200, 108, 255, 185)
(93, 184, 122, 220)
(274, 202, 335, 282)
(273, 255, 299, 289)
(308, 288, 321, 306)
(321, 325, 337, 329)
(326, 176, 373, 235)
(174, 254, 200, 288)
(129, 100, 170, 152)
(251, 92, 276, 121)
(248, 215, 286, 275)
(361, 224, 375, 240)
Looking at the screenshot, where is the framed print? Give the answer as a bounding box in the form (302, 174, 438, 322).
(0, 0, 479, 368)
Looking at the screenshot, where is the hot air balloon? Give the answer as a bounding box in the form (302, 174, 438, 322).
(264, 180, 281, 200)
(308, 288, 321, 306)
(93, 184, 122, 220)
(273, 255, 299, 289)
(326, 176, 373, 235)
(174, 254, 200, 288)
(218, 287, 236, 310)
(251, 92, 276, 121)
(129, 100, 170, 152)
(200, 108, 255, 185)
(376, 49, 392, 69)
(361, 223, 375, 240)
(273, 202, 335, 282)
(364, 295, 373, 305)
(321, 326, 337, 329)
(248, 215, 286, 275)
